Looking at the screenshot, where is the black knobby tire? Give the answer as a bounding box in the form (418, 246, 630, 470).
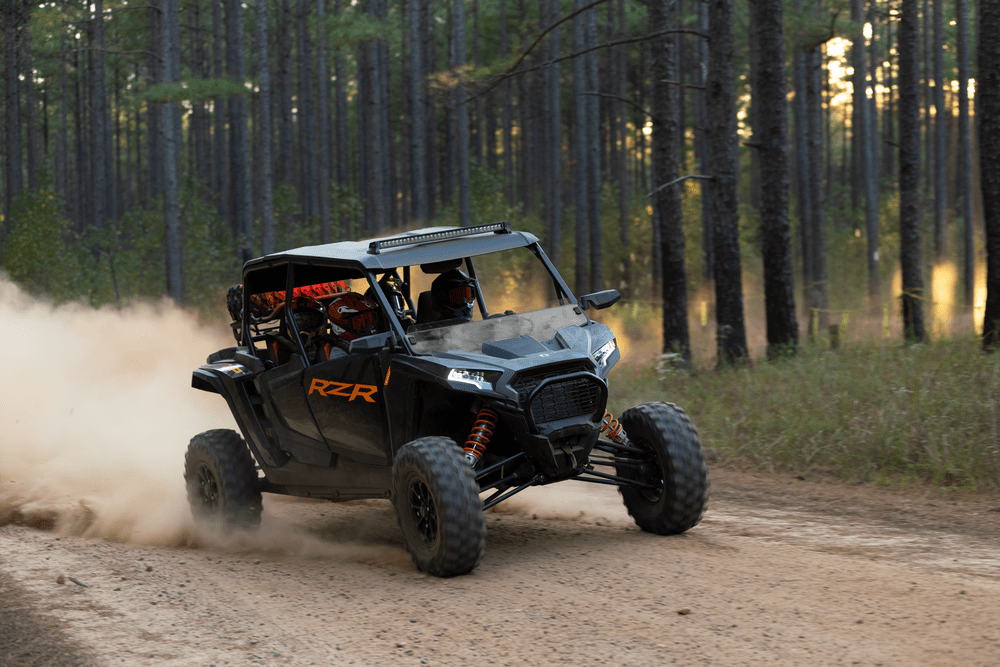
(184, 429, 262, 529)
(392, 437, 486, 577)
(616, 402, 709, 535)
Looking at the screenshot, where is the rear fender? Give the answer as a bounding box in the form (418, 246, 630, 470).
(192, 362, 289, 469)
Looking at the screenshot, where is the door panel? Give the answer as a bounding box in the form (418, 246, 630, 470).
(304, 352, 389, 464)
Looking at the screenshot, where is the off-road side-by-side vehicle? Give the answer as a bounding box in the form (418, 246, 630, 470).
(186, 222, 709, 576)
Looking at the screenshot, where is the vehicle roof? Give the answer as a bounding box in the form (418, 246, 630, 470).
(243, 224, 539, 275)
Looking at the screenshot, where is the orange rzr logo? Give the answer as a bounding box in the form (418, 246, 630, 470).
(308, 379, 379, 403)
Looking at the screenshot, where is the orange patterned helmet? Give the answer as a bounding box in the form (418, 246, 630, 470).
(327, 292, 382, 341)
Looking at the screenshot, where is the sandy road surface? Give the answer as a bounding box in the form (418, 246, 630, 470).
(2, 469, 999, 667)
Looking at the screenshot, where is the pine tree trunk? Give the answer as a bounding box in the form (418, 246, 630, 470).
(544, 0, 561, 267)
(3, 0, 22, 220)
(454, 0, 471, 227)
(616, 0, 628, 290)
(883, 19, 896, 186)
(585, 4, 601, 291)
(501, 0, 513, 202)
(706, 0, 743, 365)
(161, 0, 183, 302)
(57, 26, 68, 201)
(298, 0, 317, 221)
(422, 0, 437, 218)
(695, 0, 711, 282)
(91, 1, 107, 228)
(747, 4, 760, 210)
(409, 0, 427, 224)
(21, 0, 38, 191)
(754, 0, 797, 356)
(257, 0, 274, 254)
(572, 0, 588, 296)
(807, 47, 828, 333)
(226, 0, 252, 262)
(932, 0, 946, 261)
(957, 0, 974, 308)
(212, 0, 226, 215)
(334, 0, 351, 238)
(471, 0, 482, 165)
(855, 0, 879, 310)
(850, 0, 863, 212)
(317, 0, 331, 242)
(651, 0, 688, 359)
(899, 0, 926, 341)
(981, 0, 1000, 345)
(792, 3, 812, 316)
(277, 0, 293, 186)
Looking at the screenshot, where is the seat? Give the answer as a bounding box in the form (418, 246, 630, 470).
(416, 291, 438, 325)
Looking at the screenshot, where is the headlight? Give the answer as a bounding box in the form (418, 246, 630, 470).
(447, 369, 501, 390)
(592, 339, 617, 367)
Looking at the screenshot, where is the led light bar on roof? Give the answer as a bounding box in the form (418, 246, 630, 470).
(367, 221, 511, 254)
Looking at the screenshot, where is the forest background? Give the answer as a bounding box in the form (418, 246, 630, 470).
(3, 0, 1000, 487)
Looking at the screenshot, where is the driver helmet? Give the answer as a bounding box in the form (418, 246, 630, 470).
(327, 292, 381, 340)
(431, 269, 475, 322)
(291, 295, 327, 336)
(371, 271, 408, 321)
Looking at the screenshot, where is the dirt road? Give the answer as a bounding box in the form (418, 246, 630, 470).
(2, 468, 999, 667)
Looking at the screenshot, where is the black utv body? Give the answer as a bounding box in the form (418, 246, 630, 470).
(186, 222, 708, 576)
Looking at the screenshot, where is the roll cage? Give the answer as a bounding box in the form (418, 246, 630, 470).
(237, 223, 581, 368)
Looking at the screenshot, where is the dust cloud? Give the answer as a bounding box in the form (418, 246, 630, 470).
(0, 278, 237, 545)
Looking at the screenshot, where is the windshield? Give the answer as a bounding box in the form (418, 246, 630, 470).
(401, 245, 586, 354)
(407, 303, 588, 354)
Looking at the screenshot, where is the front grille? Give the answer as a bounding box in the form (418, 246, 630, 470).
(511, 362, 591, 400)
(528, 376, 603, 424)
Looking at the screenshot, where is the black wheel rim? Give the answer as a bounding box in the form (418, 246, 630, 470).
(408, 478, 438, 546)
(195, 462, 220, 510)
(632, 439, 665, 504)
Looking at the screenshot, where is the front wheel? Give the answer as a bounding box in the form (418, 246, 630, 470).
(392, 437, 486, 577)
(184, 429, 262, 529)
(616, 402, 709, 534)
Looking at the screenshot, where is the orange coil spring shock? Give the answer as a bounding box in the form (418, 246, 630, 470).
(600, 410, 628, 445)
(464, 407, 499, 464)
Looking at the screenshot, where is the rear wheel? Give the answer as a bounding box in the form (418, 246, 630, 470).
(184, 429, 262, 529)
(392, 437, 486, 577)
(616, 402, 708, 534)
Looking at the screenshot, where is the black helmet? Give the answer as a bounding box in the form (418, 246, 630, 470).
(291, 295, 327, 336)
(431, 269, 475, 322)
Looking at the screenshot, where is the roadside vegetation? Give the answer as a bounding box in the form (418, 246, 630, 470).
(609, 337, 1000, 490)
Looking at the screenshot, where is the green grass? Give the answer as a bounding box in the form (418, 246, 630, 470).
(607, 337, 1000, 490)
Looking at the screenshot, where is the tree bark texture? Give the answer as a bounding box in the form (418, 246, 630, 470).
(257, 0, 274, 254)
(855, 0, 880, 309)
(298, 0, 318, 221)
(226, 0, 252, 262)
(21, 0, 38, 192)
(409, 0, 427, 225)
(317, 0, 331, 242)
(899, 0, 926, 341)
(454, 0, 471, 227)
(706, 0, 743, 365)
(161, 0, 183, 302)
(807, 47, 828, 333)
(651, 0, 689, 359)
(753, 0, 797, 356)
(572, 0, 588, 296)
(979, 0, 1000, 347)
(932, 0, 946, 261)
(957, 0, 974, 307)
(4, 0, 22, 220)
